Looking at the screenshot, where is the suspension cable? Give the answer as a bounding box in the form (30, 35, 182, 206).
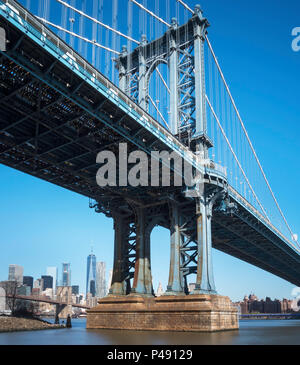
(155, 67, 170, 93)
(176, 0, 193, 14)
(38, 17, 121, 55)
(148, 95, 170, 130)
(205, 35, 298, 244)
(129, 0, 170, 27)
(206, 95, 270, 221)
(56, 0, 139, 44)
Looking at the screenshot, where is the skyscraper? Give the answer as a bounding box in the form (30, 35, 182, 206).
(23, 276, 33, 292)
(107, 269, 113, 295)
(41, 275, 53, 291)
(8, 264, 23, 285)
(156, 282, 164, 297)
(46, 267, 58, 294)
(33, 278, 44, 291)
(86, 252, 96, 297)
(62, 263, 71, 286)
(96, 262, 106, 298)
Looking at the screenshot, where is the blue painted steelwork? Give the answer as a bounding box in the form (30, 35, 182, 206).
(229, 187, 299, 254)
(0, 0, 233, 190)
(0, 2, 196, 171)
(1, 0, 300, 296)
(0, 25, 5, 51)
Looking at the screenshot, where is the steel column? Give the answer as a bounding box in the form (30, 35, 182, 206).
(192, 197, 217, 294)
(131, 207, 153, 295)
(169, 20, 179, 135)
(206, 201, 216, 292)
(194, 6, 208, 158)
(118, 46, 127, 92)
(138, 35, 147, 110)
(165, 201, 185, 295)
(109, 215, 130, 295)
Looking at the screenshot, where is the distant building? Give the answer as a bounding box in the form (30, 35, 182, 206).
(96, 262, 106, 298)
(31, 288, 40, 296)
(239, 296, 249, 314)
(41, 288, 53, 299)
(79, 294, 85, 306)
(281, 298, 292, 313)
(17, 285, 31, 296)
(188, 283, 196, 293)
(0, 287, 5, 313)
(46, 267, 58, 294)
(86, 252, 96, 297)
(62, 263, 71, 286)
(156, 282, 164, 297)
(33, 278, 44, 291)
(107, 269, 113, 294)
(71, 294, 77, 304)
(41, 275, 53, 291)
(8, 264, 23, 285)
(23, 276, 33, 292)
(235, 294, 293, 314)
(86, 292, 98, 307)
(72, 285, 79, 295)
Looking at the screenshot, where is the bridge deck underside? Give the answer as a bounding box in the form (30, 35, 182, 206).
(0, 14, 183, 207)
(212, 204, 300, 287)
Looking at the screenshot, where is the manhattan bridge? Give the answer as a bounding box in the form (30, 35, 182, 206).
(0, 0, 299, 330)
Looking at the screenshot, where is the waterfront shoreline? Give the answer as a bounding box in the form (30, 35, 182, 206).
(1, 318, 300, 345)
(0, 316, 65, 333)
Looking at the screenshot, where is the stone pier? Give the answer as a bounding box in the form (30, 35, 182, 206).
(87, 294, 238, 332)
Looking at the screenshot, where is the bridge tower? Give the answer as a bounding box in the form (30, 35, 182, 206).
(114, 5, 218, 295)
(56, 286, 72, 319)
(88, 5, 238, 331)
(116, 5, 212, 158)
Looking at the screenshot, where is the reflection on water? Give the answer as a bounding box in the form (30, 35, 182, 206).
(1, 318, 300, 345)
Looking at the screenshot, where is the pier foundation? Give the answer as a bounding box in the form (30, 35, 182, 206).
(86, 294, 238, 332)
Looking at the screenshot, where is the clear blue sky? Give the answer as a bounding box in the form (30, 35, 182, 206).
(0, 0, 299, 301)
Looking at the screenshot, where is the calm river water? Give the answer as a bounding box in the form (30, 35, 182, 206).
(0, 318, 300, 345)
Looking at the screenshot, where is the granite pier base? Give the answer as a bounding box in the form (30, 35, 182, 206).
(86, 294, 239, 332)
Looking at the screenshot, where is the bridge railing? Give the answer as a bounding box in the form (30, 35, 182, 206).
(0, 0, 229, 183)
(228, 186, 299, 253)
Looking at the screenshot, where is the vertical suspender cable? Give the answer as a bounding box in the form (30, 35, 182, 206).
(206, 35, 297, 243)
(112, 0, 117, 84)
(206, 95, 270, 221)
(78, 0, 84, 55)
(56, 0, 139, 44)
(130, 0, 170, 27)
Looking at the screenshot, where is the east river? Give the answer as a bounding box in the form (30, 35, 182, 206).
(0, 318, 300, 345)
